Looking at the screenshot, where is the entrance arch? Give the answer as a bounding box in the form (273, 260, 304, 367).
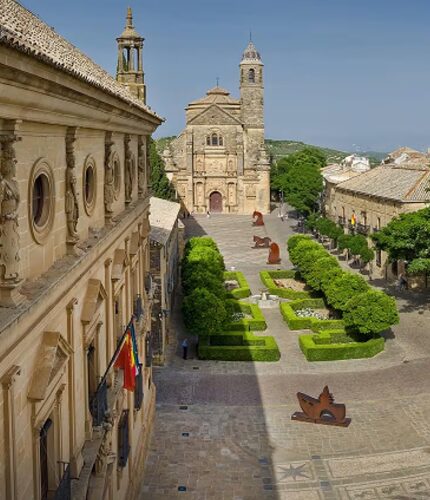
(209, 191, 223, 213)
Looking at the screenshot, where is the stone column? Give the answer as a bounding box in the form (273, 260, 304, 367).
(0, 121, 24, 307)
(1, 365, 21, 500)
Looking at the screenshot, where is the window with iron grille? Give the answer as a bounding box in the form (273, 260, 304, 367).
(145, 335, 152, 368)
(134, 364, 144, 411)
(118, 410, 130, 468)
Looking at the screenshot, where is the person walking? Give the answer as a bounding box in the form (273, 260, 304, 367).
(181, 338, 189, 360)
(206, 210, 211, 218)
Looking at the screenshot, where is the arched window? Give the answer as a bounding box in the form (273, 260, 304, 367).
(248, 68, 255, 83)
(211, 133, 218, 146)
(206, 132, 224, 147)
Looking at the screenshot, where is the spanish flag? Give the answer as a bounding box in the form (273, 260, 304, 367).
(114, 323, 140, 391)
(351, 213, 356, 226)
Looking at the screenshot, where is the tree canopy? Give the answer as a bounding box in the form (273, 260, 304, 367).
(372, 207, 430, 273)
(271, 148, 325, 214)
(148, 137, 176, 201)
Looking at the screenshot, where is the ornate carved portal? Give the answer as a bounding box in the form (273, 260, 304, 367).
(0, 128, 24, 307)
(65, 127, 80, 253)
(104, 132, 115, 223)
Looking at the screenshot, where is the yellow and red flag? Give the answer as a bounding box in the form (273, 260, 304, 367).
(114, 323, 140, 391)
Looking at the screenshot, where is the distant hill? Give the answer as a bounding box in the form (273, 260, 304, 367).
(155, 137, 385, 166)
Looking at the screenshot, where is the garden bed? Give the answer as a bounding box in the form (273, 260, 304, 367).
(224, 300, 267, 331)
(260, 270, 313, 300)
(199, 331, 280, 361)
(280, 298, 344, 332)
(224, 271, 251, 299)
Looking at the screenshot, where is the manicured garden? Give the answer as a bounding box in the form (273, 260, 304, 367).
(182, 237, 280, 362)
(283, 234, 399, 361)
(259, 269, 312, 299)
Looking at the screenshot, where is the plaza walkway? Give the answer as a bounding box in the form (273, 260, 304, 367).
(139, 211, 430, 499)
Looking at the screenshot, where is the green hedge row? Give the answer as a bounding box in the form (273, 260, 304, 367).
(224, 271, 251, 299)
(279, 298, 345, 331)
(299, 334, 384, 361)
(224, 300, 267, 331)
(259, 270, 312, 299)
(199, 332, 280, 361)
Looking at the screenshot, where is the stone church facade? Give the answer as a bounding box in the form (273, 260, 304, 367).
(163, 42, 271, 215)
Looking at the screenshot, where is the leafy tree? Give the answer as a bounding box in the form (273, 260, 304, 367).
(148, 137, 176, 201)
(287, 235, 312, 253)
(288, 239, 321, 267)
(295, 247, 328, 277)
(304, 256, 340, 291)
(319, 266, 343, 293)
(348, 235, 369, 257)
(273, 148, 325, 214)
(315, 217, 344, 241)
(182, 247, 224, 283)
(343, 290, 399, 336)
(372, 207, 430, 272)
(182, 288, 227, 336)
(337, 234, 354, 252)
(182, 267, 225, 298)
(325, 273, 369, 311)
(184, 236, 219, 257)
(359, 247, 375, 265)
(407, 258, 430, 275)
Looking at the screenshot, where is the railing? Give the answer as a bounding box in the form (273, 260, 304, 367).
(54, 464, 71, 500)
(372, 227, 380, 233)
(338, 216, 346, 226)
(145, 334, 153, 368)
(89, 379, 108, 427)
(118, 410, 130, 468)
(356, 223, 370, 235)
(134, 364, 144, 411)
(348, 223, 356, 233)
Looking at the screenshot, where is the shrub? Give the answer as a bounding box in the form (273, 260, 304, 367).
(259, 270, 312, 299)
(224, 271, 251, 299)
(287, 234, 312, 253)
(289, 239, 320, 265)
(301, 255, 340, 290)
(182, 246, 224, 283)
(319, 266, 343, 292)
(182, 288, 227, 336)
(294, 245, 327, 274)
(280, 298, 344, 331)
(198, 333, 280, 361)
(324, 273, 369, 311)
(183, 267, 226, 297)
(343, 290, 399, 336)
(299, 334, 384, 361)
(184, 236, 219, 256)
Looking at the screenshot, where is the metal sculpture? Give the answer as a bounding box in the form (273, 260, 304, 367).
(253, 235, 271, 248)
(291, 386, 351, 427)
(267, 242, 281, 264)
(252, 211, 264, 226)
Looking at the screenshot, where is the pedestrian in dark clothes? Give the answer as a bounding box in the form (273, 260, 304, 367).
(182, 338, 188, 360)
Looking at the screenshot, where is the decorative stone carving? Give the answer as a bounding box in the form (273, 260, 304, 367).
(0, 132, 23, 305)
(65, 128, 79, 248)
(246, 184, 257, 198)
(137, 136, 146, 198)
(196, 183, 204, 205)
(104, 132, 115, 221)
(227, 183, 236, 205)
(124, 134, 134, 204)
(95, 418, 114, 476)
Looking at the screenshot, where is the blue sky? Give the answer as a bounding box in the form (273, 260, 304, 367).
(20, 0, 430, 152)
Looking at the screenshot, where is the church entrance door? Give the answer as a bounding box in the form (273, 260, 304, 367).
(209, 192, 223, 213)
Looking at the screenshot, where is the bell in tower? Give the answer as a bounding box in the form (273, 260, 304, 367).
(116, 7, 146, 103)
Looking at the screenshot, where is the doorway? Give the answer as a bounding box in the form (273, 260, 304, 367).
(209, 192, 222, 213)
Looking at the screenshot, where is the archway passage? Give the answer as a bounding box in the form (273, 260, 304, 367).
(209, 191, 223, 213)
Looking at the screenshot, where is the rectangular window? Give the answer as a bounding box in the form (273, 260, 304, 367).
(134, 364, 144, 411)
(118, 410, 130, 468)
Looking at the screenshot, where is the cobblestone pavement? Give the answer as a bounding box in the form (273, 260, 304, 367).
(139, 211, 430, 500)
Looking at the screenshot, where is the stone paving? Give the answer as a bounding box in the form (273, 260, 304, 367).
(139, 211, 430, 499)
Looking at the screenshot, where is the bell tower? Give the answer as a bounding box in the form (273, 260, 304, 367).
(240, 40, 264, 132)
(116, 7, 146, 103)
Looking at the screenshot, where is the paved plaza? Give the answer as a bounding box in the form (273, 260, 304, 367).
(139, 211, 430, 499)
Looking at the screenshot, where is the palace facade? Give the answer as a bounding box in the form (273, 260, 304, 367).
(0, 2, 161, 499)
(163, 42, 271, 215)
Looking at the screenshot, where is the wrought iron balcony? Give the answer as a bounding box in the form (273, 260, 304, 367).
(356, 223, 370, 235)
(89, 379, 108, 427)
(54, 464, 71, 500)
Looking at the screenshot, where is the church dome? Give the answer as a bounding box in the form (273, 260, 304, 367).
(241, 41, 262, 62)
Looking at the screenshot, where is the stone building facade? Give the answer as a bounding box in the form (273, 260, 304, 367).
(0, 3, 161, 500)
(163, 42, 271, 215)
(149, 197, 183, 365)
(323, 148, 430, 281)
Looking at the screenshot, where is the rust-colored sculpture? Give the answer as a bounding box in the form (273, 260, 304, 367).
(252, 211, 264, 226)
(267, 242, 281, 264)
(253, 235, 271, 248)
(291, 386, 351, 427)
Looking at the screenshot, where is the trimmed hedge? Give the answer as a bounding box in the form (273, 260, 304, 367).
(224, 300, 267, 331)
(280, 298, 344, 331)
(199, 332, 280, 361)
(259, 270, 313, 299)
(299, 334, 384, 361)
(224, 271, 251, 299)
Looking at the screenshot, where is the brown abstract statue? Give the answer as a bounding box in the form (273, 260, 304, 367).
(291, 386, 351, 427)
(253, 235, 271, 248)
(267, 242, 281, 264)
(252, 210, 264, 226)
